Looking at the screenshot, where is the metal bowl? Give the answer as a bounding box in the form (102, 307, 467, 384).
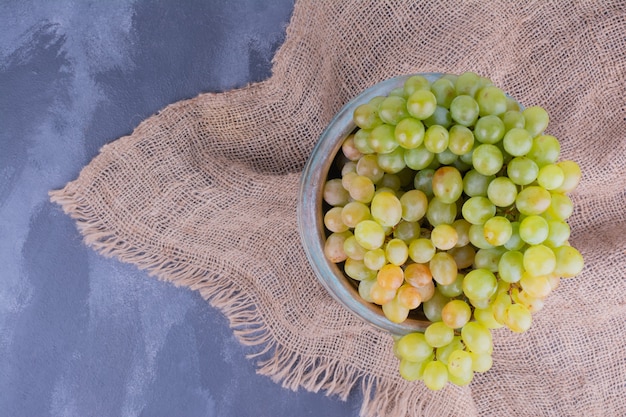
(297, 73, 449, 335)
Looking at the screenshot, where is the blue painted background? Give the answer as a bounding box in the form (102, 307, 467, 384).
(0, 1, 361, 415)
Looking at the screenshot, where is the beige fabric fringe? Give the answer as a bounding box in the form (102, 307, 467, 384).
(50, 1, 626, 416)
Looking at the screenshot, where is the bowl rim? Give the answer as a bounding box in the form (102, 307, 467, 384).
(297, 72, 449, 335)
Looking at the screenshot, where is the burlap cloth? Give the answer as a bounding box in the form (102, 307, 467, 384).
(50, 1, 626, 416)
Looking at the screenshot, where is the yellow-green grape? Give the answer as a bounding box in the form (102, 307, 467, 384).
(393, 220, 421, 244)
(504, 303, 533, 333)
(437, 273, 465, 298)
(399, 189, 428, 222)
(407, 90, 438, 120)
(519, 215, 549, 245)
(473, 247, 505, 273)
(553, 245, 584, 277)
(461, 322, 493, 354)
(507, 156, 539, 186)
(502, 127, 533, 157)
(450, 94, 480, 127)
(500, 110, 525, 131)
(462, 196, 496, 225)
(431, 223, 459, 250)
(429, 252, 458, 285)
(474, 307, 504, 329)
(472, 143, 503, 176)
(430, 77, 456, 108)
(344, 257, 376, 281)
(492, 291, 512, 325)
(515, 186, 551, 215)
(504, 221, 525, 251)
(323, 178, 350, 206)
(341, 201, 371, 228)
(379, 95, 409, 125)
(476, 85, 508, 116)
(385, 238, 409, 266)
(519, 272, 552, 299)
(544, 192, 574, 221)
(324, 231, 351, 263)
(463, 268, 498, 300)
(448, 124, 475, 155)
(363, 248, 386, 271)
(498, 250, 525, 283)
(448, 245, 475, 269)
(324, 206, 348, 233)
(447, 349, 474, 381)
(408, 238, 436, 264)
(553, 160, 582, 193)
(395, 332, 434, 362)
(341, 134, 363, 161)
(468, 224, 496, 250)
(403, 75, 431, 96)
(427, 196, 457, 226)
(523, 244, 556, 276)
(441, 299, 472, 329)
(347, 175, 375, 203)
(487, 176, 518, 207)
(469, 351, 493, 373)
(527, 134, 561, 167)
(353, 102, 382, 129)
(377, 147, 406, 174)
(435, 336, 464, 365)
(343, 235, 367, 261)
(423, 289, 450, 322)
(404, 145, 435, 170)
(394, 117, 425, 149)
(370, 191, 403, 227)
(483, 216, 513, 246)
(523, 106, 549, 137)
(354, 220, 386, 250)
(423, 360, 449, 391)
(537, 164, 565, 190)
(368, 124, 398, 154)
(382, 297, 410, 323)
(353, 128, 374, 154)
(432, 166, 463, 204)
(425, 321, 455, 348)
(356, 154, 385, 182)
(423, 124, 450, 153)
(358, 278, 376, 303)
(463, 169, 494, 197)
(424, 106, 452, 129)
(473, 114, 505, 144)
(399, 356, 431, 381)
(455, 71, 481, 96)
(341, 170, 358, 191)
(378, 173, 402, 190)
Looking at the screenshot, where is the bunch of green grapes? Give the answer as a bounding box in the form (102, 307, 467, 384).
(322, 71, 584, 390)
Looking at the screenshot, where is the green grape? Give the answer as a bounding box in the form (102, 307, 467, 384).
(492, 291, 512, 324)
(450, 94, 480, 126)
(341, 201, 371, 228)
(553, 160, 582, 193)
(368, 95, 387, 109)
(378, 95, 409, 125)
(324, 206, 348, 233)
(399, 189, 428, 222)
(408, 238, 436, 263)
(432, 166, 463, 204)
(438, 273, 465, 297)
(425, 321, 455, 348)
(519, 272, 552, 298)
(430, 252, 458, 285)
(519, 215, 549, 245)
(430, 77, 456, 108)
(452, 219, 472, 247)
(354, 220, 386, 250)
(427, 196, 457, 226)
(506, 97, 521, 111)
(483, 216, 513, 246)
(399, 357, 430, 381)
(469, 351, 493, 373)
(347, 175, 375, 203)
(404, 75, 431, 96)
(436, 336, 464, 365)
(323, 178, 350, 206)
(352, 128, 374, 154)
(377, 147, 406, 174)
(368, 124, 399, 154)
(523, 244, 556, 276)
(431, 223, 459, 250)
(461, 322, 493, 354)
(404, 145, 435, 170)
(423, 360, 449, 391)
(468, 224, 495, 249)
(388, 88, 404, 97)
(472, 143, 503, 176)
(523, 106, 549, 137)
(424, 124, 450, 153)
(502, 127, 533, 156)
(455, 71, 481, 96)
(487, 176, 518, 207)
(474, 115, 505, 144)
(537, 164, 565, 190)
(423, 106, 452, 128)
(476, 85, 508, 116)
(504, 221, 525, 251)
(344, 257, 376, 281)
(527, 134, 560, 166)
(507, 156, 539, 185)
(474, 307, 504, 329)
(545, 220, 570, 248)
(447, 349, 474, 380)
(504, 303, 533, 333)
(382, 297, 410, 323)
(324, 231, 351, 264)
(395, 332, 434, 362)
(341, 134, 363, 161)
(385, 238, 409, 266)
(370, 191, 403, 227)
(394, 117, 425, 149)
(436, 148, 458, 165)
(553, 245, 584, 278)
(463, 268, 498, 300)
(407, 90, 438, 119)
(356, 154, 385, 182)
(459, 147, 475, 165)
(378, 173, 402, 190)
(500, 110, 525, 131)
(441, 299, 472, 329)
(394, 220, 421, 243)
(498, 250, 525, 283)
(353, 102, 382, 129)
(358, 278, 376, 303)
(423, 289, 450, 322)
(343, 235, 367, 260)
(448, 245, 475, 269)
(448, 124, 474, 155)
(474, 247, 505, 272)
(515, 186, 552, 215)
(463, 169, 494, 197)
(341, 160, 357, 176)
(462, 196, 496, 225)
(363, 248, 386, 271)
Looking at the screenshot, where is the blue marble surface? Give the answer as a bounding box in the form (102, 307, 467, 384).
(0, 1, 361, 415)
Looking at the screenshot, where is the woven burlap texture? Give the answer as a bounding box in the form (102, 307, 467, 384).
(51, 1, 626, 416)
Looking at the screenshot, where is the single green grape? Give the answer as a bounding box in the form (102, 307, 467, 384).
(448, 124, 475, 155)
(472, 143, 503, 176)
(523, 244, 556, 276)
(353, 102, 382, 129)
(473, 114, 505, 144)
(404, 145, 435, 170)
(500, 110, 525, 131)
(378, 95, 409, 125)
(368, 123, 399, 154)
(527, 134, 560, 166)
(462, 196, 496, 225)
(377, 147, 406, 174)
(408, 238, 436, 264)
(423, 106, 452, 128)
(394, 117, 425, 149)
(395, 332, 434, 362)
(519, 215, 549, 245)
(476, 85, 508, 116)
(424, 124, 450, 153)
(425, 321, 455, 348)
(423, 360, 449, 390)
(502, 127, 533, 156)
(507, 156, 539, 185)
(432, 166, 463, 204)
(370, 191, 403, 227)
(461, 322, 493, 354)
(487, 176, 518, 207)
(354, 220, 386, 250)
(498, 250, 525, 283)
(430, 77, 456, 108)
(450, 94, 480, 126)
(515, 186, 552, 215)
(427, 196, 457, 226)
(482, 216, 513, 246)
(407, 90, 437, 120)
(463, 268, 498, 300)
(523, 106, 549, 137)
